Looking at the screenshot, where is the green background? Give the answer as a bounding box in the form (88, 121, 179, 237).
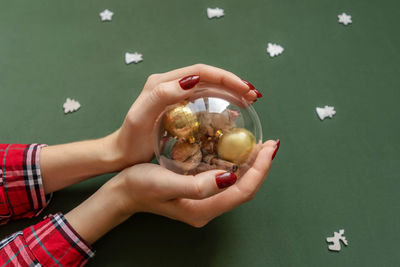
(1, 0, 399, 266)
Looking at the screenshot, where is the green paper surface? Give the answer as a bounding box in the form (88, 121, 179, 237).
(1, 0, 399, 266)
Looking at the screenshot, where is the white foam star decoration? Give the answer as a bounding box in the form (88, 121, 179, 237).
(266, 43, 284, 57)
(338, 12, 352, 25)
(316, 105, 336, 120)
(125, 52, 143, 64)
(100, 9, 114, 21)
(326, 229, 348, 251)
(207, 8, 224, 19)
(63, 98, 81, 114)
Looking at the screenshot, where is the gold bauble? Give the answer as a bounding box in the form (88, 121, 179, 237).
(217, 128, 256, 164)
(164, 103, 199, 140)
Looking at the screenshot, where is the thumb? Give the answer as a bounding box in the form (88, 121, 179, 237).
(162, 168, 238, 200)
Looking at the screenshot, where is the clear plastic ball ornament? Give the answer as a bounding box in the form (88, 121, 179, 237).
(154, 84, 263, 178)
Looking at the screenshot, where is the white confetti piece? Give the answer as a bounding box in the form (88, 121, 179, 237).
(63, 98, 81, 114)
(326, 229, 348, 251)
(266, 43, 284, 57)
(125, 52, 143, 64)
(338, 12, 352, 25)
(316, 105, 336, 120)
(207, 8, 224, 19)
(100, 9, 114, 22)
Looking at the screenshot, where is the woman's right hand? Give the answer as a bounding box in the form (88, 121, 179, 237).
(65, 140, 278, 244)
(115, 139, 278, 227)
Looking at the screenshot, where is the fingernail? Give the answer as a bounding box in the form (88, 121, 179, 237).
(242, 80, 262, 98)
(272, 139, 280, 160)
(241, 79, 255, 90)
(179, 75, 200, 90)
(254, 89, 263, 98)
(216, 172, 237, 189)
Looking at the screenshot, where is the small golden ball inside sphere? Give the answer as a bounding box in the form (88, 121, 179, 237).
(164, 103, 199, 140)
(217, 127, 256, 164)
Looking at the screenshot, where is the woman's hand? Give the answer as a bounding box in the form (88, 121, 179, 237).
(65, 140, 278, 244)
(117, 140, 277, 227)
(106, 64, 260, 168)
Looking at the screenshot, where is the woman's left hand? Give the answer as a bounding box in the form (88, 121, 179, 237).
(106, 64, 259, 169)
(39, 64, 260, 194)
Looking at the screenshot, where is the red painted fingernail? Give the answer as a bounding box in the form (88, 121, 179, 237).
(241, 79, 255, 90)
(179, 75, 200, 90)
(216, 172, 237, 189)
(242, 80, 262, 98)
(272, 139, 280, 160)
(254, 89, 263, 98)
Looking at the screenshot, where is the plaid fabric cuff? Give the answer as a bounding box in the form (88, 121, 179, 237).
(0, 144, 50, 224)
(23, 213, 95, 266)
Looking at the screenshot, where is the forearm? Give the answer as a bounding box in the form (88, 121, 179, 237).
(40, 132, 124, 194)
(64, 173, 131, 244)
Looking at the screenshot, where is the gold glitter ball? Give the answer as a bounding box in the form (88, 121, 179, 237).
(164, 103, 199, 140)
(217, 128, 256, 164)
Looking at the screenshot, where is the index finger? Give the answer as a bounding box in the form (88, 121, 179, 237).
(155, 64, 252, 96)
(234, 140, 277, 195)
(206, 141, 277, 210)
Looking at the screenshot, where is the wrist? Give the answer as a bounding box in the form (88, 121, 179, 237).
(102, 177, 134, 220)
(100, 130, 129, 172)
(65, 174, 134, 244)
(110, 170, 140, 216)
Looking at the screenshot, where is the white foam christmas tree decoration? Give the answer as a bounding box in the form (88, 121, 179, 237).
(326, 229, 348, 251)
(125, 52, 143, 64)
(63, 98, 81, 114)
(266, 43, 284, 57)
(207, 8, 224, 19)
(99, 9, 114, 21)
(316, 105, 336, 120)
(338, 13, 352, 25)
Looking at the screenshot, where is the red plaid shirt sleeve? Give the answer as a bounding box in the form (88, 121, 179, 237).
(0, 213, 95, 266)
(0, 144, 49, 224)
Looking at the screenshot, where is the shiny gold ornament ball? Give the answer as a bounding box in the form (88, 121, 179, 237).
(217, 127, 256, 164)
(164, 103, 199, 141)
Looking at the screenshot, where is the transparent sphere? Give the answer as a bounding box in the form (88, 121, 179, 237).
(154, 84, 263, 178)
